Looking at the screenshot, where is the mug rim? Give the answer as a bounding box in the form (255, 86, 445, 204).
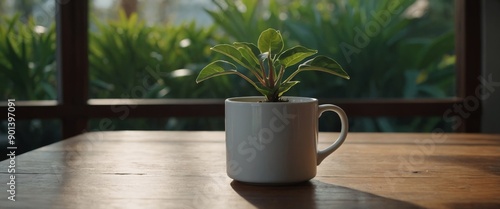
(226, 96, 318, 104)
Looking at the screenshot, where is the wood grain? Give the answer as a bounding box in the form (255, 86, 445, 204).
(0, 132, 499, 209)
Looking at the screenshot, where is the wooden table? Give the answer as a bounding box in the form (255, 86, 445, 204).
(1, 131, 499, 209)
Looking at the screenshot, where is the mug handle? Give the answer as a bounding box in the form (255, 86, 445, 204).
(316, 104, 348, 165)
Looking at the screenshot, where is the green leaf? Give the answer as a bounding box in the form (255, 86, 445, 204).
(196, 60, 238, 83)
(257, 28, 284, 54)
(278, 46, 317, 67)
(211, 44, 241, 59)
(211, 44, 253, 70)
(233, 42, 260, 57)
(197, 61, 270, 98)
(233, 42, 259, 67)
(278, 81, 300, 96)
(255, 84, 272, 96)
(296, 56, 350, 80)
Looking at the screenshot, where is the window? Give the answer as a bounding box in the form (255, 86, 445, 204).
(84, 0, 460, 132)
(0, 0, 482, 151)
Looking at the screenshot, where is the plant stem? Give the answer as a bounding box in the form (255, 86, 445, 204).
(235, 71, 266, 94)
(268, 58, 275, 89)
(266, 89, 280, 102)
(275, 65, 284, 86)
(259, 60, 269, 87)
(248, 67, 266, 86)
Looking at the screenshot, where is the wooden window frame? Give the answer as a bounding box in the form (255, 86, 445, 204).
(3, 0, 481, 138)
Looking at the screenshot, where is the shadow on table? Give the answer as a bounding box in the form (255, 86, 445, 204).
(231, 180, 424, 209)
(448, 202, 500, 209)
(447, 202, 500, 209)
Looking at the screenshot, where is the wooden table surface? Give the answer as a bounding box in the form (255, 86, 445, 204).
(1, 131, 499, 209)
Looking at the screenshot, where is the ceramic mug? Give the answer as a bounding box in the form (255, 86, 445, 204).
(225, 96, 348, 184)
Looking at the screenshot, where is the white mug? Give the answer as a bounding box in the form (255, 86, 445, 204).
(225, 96, 348, 184)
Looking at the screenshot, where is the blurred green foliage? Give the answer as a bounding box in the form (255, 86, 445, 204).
(0, 0, 455, 132)
(208, 0, 455, 98)
(0, 15, 60, 160)
(206, 0, 455, 131)
(0, 14, 56, 100)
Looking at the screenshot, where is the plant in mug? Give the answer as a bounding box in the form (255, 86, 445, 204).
(196, 28, 350, 102)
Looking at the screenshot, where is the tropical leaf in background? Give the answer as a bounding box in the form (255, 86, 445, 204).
(88, 10, 234, 130)
(89, 11, 161, 98)
(206, 0, 277, 43)
(89, 10, 234, 100)
(0, 15, 56, 100)
(206, 0, 455, 132)
(0, 15, 59, 160)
